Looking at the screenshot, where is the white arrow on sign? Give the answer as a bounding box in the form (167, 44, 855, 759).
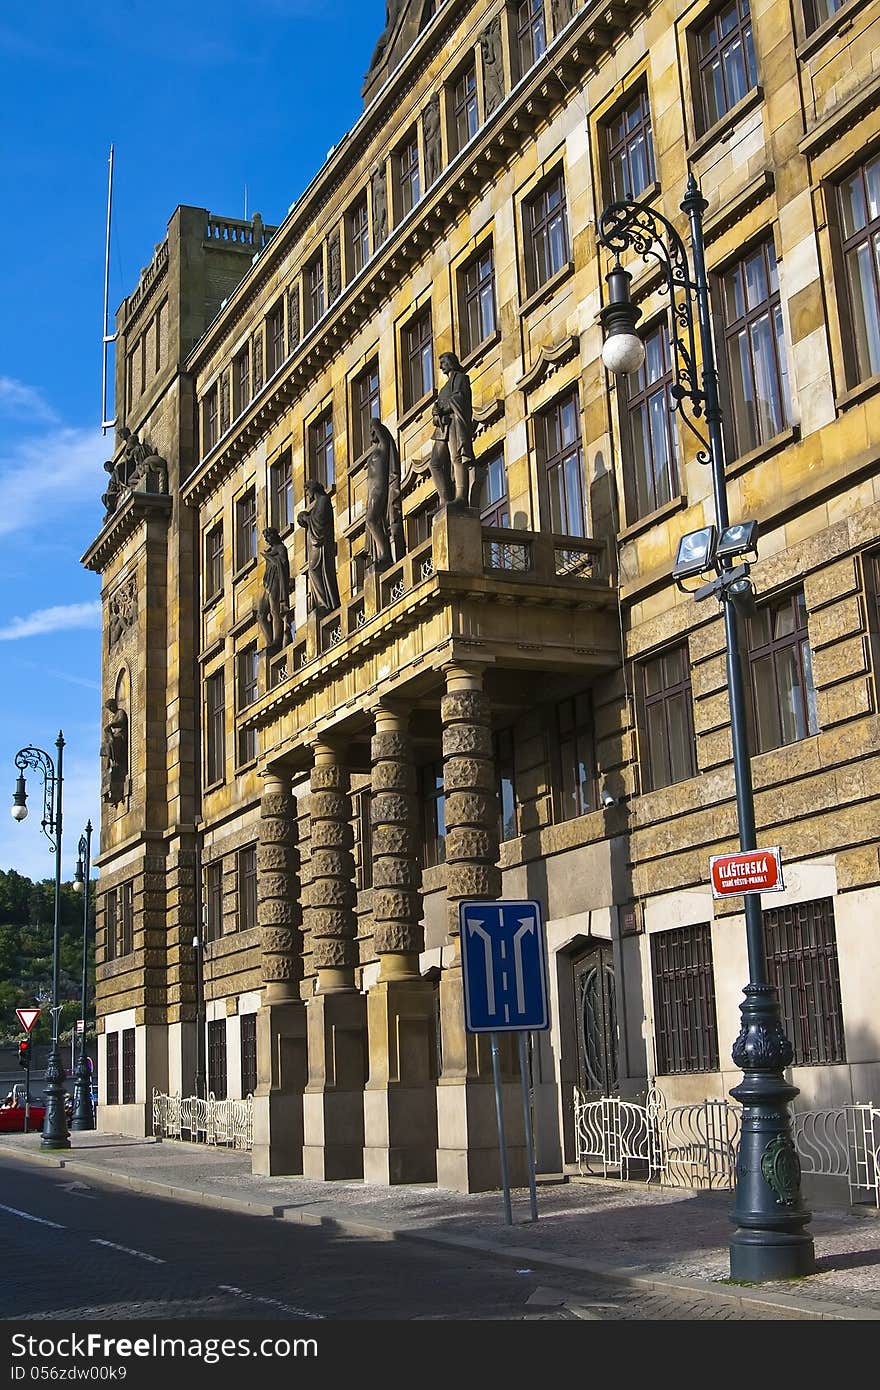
(467, 919, 496, 1015)
(512, 917, 536, 1014)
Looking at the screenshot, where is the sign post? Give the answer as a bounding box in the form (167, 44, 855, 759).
(459, 900, 550, 1225)
(16, 1009, 40, 1134)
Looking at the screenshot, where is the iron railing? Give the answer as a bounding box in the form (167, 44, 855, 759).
(152, 1089, 253, 1150)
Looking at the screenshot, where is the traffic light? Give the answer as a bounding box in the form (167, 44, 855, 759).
(18, 1039, 30, 1069)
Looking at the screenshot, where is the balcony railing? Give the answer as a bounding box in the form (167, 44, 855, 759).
(482, 528, 603, 583)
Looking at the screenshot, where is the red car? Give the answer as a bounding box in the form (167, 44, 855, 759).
(0, 1085, 45, 1132)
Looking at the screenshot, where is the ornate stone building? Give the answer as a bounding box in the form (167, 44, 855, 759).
(83, 0, 880, 1187)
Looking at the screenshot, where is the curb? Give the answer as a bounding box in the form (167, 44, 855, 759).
(1, 1142, 877, 1321)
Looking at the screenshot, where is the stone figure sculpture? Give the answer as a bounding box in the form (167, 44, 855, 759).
(480, 16, 504, 115)
(328, 232, 342, 302)
(372, 165, 388, 245)
(101, 426, 168, 519)
(428, 352, 477, 508)
(298, 480, 341, 617)
(366, 0, 408, 73)
(100, 698, 129, 805)
(423, 95, 441, 187)
(257, 527, 292, 652)
(551, 0, 577, 30)
(365, 419, 405, 573)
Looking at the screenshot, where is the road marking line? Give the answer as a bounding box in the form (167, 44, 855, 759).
(0, 1202, 65, 1229)
(91, 1238, 165, 1264)
(218, 1284, 323, 1319)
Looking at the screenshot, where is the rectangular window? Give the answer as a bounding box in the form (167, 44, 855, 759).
(235, 487, 257, 570)
(451, 61, 479, 155)
(607, 89, 656, 202)
(119, 881, 134, 957)
(524, 172, 570, 295)
(353, 787, 373, 891)
(407, 504, 434, 550)
(839, 152, 880, 384)
(352, 358, 381, 459)
(236, 643, 259, 766)
(651, 924, 720, 1074)
(459, 245, 497, 358)
(207, 1020, 227, 1100)
(106, 1033, 119, 1106)
(695, 0, 757, 131)
(104, 891, 118, 963)
(624, 322, 679, 520)
(554, 691, 595, 821)
(266, 300, 285, 377)
(205, 860, 223, 943)
(538, 391, 586, 537)
(515, 0, 546, 78)
(204, 522, 224, 603)
(269, 451, 293, 532)
(396, 130, 421, 216)
(306, 254, 325, 330)
(205, 669, 226, 786)
(308, 410, 335, 490)
(495, 727, 518, 841)
(121, 1027, 136, 1104)
(804, 0, 844, 33)
(763, 899, 845, 1065)
(719, 240, 790, 457)
(203, 385, 219, 453)
(234, 344, 251, 415)
(348, 193, 370, 277)
(478, 450, 509, 527)
(745, 589, 819, 753)
(237, 844, 258, 933)
(240, 1014, 258, 1098)
(402, 308, 434, 411)
(638, 644, 697, 791)
(421, 762, 446, 868)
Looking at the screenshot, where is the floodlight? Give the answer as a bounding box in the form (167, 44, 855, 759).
(672, 527, 716, 581)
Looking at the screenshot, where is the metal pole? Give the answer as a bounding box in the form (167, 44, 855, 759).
(517, 1032, 538, 1222)
(489, 1033, 512, 1225)
(72, 821, 95, 1130)
(42, 732, 70, 1150)
(680, 177, 813, 1279)
(101, 144, 116, 433)
(23, 1046, 30, 1135)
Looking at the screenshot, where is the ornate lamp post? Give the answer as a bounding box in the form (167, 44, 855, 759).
(11, 733, 71, 1150)
(597, 177, 814, 1281)
(72, 821, 96, 1130)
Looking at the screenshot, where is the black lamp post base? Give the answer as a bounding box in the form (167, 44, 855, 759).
(40, 1047, 71, 1150)
(730, 1229, 815, 1282)
(70, 1055, 95, 1131)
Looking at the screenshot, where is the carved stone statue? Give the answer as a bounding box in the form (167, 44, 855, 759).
(428, 352, 477, 508)
(365, 419, 405, 573)
(551, 0, 577, 31)
(328, 232, 342, 302)
(366, 0, 408, 73)
(257, 527, 292, 652)
(372, 165, 388, 245)
(101, 427, 168, 519)
(298, 480, 341, 617)
(480, 16, 505, 116)
(100, 698, 128, 806)
(423, 94, 441, 187)
(101, 460, 124, 519)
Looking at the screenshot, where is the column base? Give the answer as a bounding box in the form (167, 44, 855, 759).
(435, 1076, 527, 1192)
(251, 1001, 307, 1177)
(363, 976, 438, 1185)
(729, 1230, 816, 1282)
(302, 991, 367, 1181)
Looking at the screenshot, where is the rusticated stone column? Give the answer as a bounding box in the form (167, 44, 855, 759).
(302, 742, 367, 1180)
(364, 705, 438, 1183)
(436, 665, 526, 1192)
(252, 769, 307, 1176)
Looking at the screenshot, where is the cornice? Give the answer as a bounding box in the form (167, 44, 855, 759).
(516, 334, 581, 392)
(81, 492, 172, 574)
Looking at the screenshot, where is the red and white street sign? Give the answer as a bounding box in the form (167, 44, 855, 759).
(710, 847, 785, 898)
(15, 1008, 40, 1034)
(76, 1019, 84, 1034)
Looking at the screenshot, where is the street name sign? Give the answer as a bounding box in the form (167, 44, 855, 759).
(459, 900, 550, 1033)
(16, 1008, 40, 1033)
(710, 847, 785, 898)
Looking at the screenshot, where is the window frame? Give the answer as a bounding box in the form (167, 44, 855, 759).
(207, 1020, 228, 1100)
(458, 242, 497, 359)
(351, 357, 381, 461)
(622, 317, 680, 522)
(305, 253, 325, 331)
(744, 588, 819, 754)
(478, 449, 510, 527)
(396, 128, 421, 217)
(236, 642, 259, 767)
(401, 306, 434, 413)
(605, 86, 657, 204)
(106, 1032, 119, 1106)
(836, 151, 880, 387)
(421, 761, 446, 868)
(536, 389, 587, 538)
(236, 844, 258, 934)
(269, 450, 293, 533)
(203, 385, 219, 454)
(240, 1013, 258, 1098)
(763, 898, 846, 1065)
(347, 192, 371, 278)
(636, 643, 697, 793)
(692, 0, 758, 135)
(495, 726, 518, 841)
(205, 860, 223, 944)
(233, 343, 251, 416)
(552, 690, 596, 822)
(204, 522, 224, 605)
(265, 299, 285, 378)
(450, 59, 479, 155)
(651, 923, 720, 1074)
(307, 409, 335, 490)
(717, 237, 791, 458)
(514, 0, 547, 79)
(523, 170, 571, 296)
(234, 486, 257, 572)
(121, 1027, 136, 1105)
(104, 890, 118, 964)
(205, 668, 226, 787)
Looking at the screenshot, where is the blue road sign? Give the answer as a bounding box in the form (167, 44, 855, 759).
(459, 900, 550, 1033)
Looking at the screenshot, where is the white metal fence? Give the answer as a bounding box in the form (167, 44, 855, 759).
(574, 1087, 880, 1207)
(152, 1090, 253, 1150)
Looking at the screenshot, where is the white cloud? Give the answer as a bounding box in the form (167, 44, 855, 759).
(0, 422, 105, 539)
(0, 601, 101, 641)
(0, 376, 58, 422)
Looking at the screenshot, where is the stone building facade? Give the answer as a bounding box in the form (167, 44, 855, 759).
(83, 0, 880, 1187)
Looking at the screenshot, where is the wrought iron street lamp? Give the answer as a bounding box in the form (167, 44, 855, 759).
(10, 733, 70, 1150)
(72, 821, 96, 1130)
(598, 176, 815, 1281)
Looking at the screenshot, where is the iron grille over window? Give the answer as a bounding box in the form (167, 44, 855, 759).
(269, 452, 292, 531)
(207, 1020, 227, 1100)
(237, 845, 258, 933)
(421, 762, 446, 867)
(352, 359, 381, 459)
(554, 691, 595, 821)
(839, 152, 880, 383)
(638, 643, 697, 791)
(459, 245, 497, 358)
(235, 488, 257, 570)
(240, 1013, 257, 1098)
(651, 924, 720, 1074)
(763, 899, 845, 1065)
(607, 88, 656, 202)
(524, 172, 570, 294)
(624, 321, 679, 520)
(402, 308, 434, 410)
(515, 0, 546, 77)
(205, 523, 223, 602)
(121, 1027, 136, 1104)
(451, 62, 479, 154)
(205, 669, 225, 786)
(308, 411, 335, 490)
(538, 390, 586, 537)
(719, 240, 791, 456)
(695, 0, 757, 130)
(106, 1033, 119, 1105)
(745, 589, 819, 753)
(205, 860, 223, 943)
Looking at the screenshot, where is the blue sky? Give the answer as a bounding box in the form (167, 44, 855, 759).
(0, 0, 382, 878)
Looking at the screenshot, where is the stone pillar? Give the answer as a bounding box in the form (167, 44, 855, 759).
(302, 742, 367, 1180)
(364, 704, 438, 1184)
(436, 665, 526, 1192)
(252, 769, 307, 1176)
